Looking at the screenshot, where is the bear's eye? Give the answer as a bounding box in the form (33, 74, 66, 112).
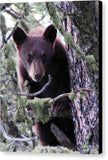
(41, 51, 46, 63)
(27, 54, 33, 64)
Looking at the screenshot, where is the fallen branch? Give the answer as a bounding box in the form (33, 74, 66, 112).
(51, 123, 76, 150)
(0, 123, 38, 142)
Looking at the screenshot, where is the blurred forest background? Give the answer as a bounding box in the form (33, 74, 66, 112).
(0, 1, 101, 154)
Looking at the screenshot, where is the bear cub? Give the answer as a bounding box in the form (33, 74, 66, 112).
(13, 24, 76, 146)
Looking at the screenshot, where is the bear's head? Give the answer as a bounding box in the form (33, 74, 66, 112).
(13, 25, 57, 82)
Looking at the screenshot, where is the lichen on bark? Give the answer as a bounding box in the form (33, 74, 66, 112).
(26, 97, 51, 123)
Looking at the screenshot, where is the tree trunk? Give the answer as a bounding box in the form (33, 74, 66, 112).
(46, 1, 102, 153)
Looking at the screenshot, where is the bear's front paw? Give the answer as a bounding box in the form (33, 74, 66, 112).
(51, 98, 71, 112)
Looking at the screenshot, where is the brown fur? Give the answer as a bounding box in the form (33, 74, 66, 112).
(29, 26, 43, 36)
(13, 25, 76, 146)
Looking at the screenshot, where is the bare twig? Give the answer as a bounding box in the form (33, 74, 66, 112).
(49, 88, 93, 104)
(0, 78, 9, 82)
(4, 9, 23, 19)
(20, 20, 29, 33)
(0, 21, 19, 49)
(10, 7, 24, 16)
(4, 7, 29, 32)
(5, 22, 19, 42)
(14, 4, 23, 10)
(0, 7, 29, 49)
(11, 74, 52, 97)
(49, 93, 70, 105)
(0, 122, 38, 142)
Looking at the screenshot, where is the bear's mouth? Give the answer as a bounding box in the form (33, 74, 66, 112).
(32, 77, 42, 82)
(31, 73, 45, 82)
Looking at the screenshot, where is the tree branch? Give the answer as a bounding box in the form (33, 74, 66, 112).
(0, 123, 38, 142)
(51, 123, 76, 150)
(49, 88, 93, 105)
(10, 74, 52, 97)
(0, 21, 19, 49)
(5, 9, 29, 33)
(1, 7, 29, 47)
(25, 88, 93, 122)
(4, 9, 23, 19)
(0, 78, 9, 82)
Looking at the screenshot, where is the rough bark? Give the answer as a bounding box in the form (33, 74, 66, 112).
(46, 1, 100, 153)
(72, 1, 99, 92)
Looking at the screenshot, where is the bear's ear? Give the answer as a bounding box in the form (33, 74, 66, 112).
(43, 24, 57, 43)
(13, 27, 27, 47)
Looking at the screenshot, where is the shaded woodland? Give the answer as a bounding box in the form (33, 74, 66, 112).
(0, 1, 102, 154)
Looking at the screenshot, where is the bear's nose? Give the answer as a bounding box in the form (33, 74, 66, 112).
(35, 74, 41, 81)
